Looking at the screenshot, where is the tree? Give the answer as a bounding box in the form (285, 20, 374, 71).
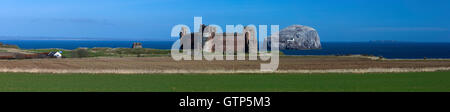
(72, 48, 90, 58)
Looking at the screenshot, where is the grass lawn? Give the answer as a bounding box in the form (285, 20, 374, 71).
(0, 71, 449, 92)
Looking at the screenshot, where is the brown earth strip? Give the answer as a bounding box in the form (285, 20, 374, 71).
(1, 56, 450, 73)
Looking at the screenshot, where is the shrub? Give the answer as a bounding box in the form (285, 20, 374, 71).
(130, 48, 147, 57)
(71, 48, 90, 58)
(114, 48, 128, 58)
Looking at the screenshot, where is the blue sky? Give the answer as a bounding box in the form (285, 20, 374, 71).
(0, 0, 449, 42)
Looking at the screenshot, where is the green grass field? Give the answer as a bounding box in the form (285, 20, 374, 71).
(0, 71, 449, 92)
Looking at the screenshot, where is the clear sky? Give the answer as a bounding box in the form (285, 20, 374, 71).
(0, 0, 449, 42)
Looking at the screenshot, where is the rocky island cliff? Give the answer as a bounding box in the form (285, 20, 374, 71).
(278, 25, 321, 50)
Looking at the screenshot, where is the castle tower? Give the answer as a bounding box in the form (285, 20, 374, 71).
(132, 42, 143, 48)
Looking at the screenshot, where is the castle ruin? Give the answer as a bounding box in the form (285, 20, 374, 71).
(178, 24, 258, 53)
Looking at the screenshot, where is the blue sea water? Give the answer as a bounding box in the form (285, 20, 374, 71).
(1, 40, 450, 59)
(0, 40, 174, 50)
(282, 42, 450, 59)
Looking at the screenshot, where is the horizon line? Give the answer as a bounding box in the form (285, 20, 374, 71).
(1, 36, 450, 43)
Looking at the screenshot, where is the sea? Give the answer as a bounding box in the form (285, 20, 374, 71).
(1, 40, 450, 59)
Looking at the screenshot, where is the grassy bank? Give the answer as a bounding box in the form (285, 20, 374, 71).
(0, 71, 449, 92)
(26, 48, 171, 58)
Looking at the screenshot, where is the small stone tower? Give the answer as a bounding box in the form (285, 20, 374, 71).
(132, 42, 143, 48)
